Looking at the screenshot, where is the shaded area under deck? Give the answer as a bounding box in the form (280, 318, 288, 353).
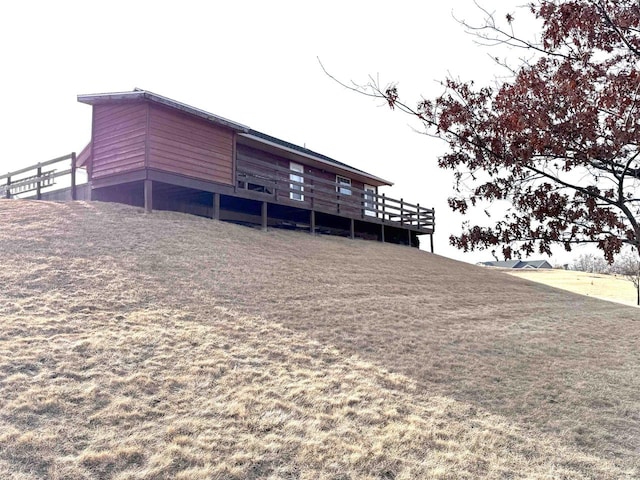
(91, 179, 429, 249)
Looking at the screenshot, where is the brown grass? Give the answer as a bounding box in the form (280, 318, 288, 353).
(0, 199, 638, 479)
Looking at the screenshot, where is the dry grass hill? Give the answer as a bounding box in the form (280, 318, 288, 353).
(0, 200, 639, 479)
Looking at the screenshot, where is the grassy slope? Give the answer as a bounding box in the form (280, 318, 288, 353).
(0, 200, 638, 479)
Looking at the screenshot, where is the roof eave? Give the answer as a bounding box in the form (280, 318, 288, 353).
(77, 90, 250, 133)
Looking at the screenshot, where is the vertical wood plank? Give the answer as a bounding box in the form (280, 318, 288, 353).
(381, 193, 386, 222)
(89, 106, 96, 182)
(232, 132, 237, 192)
(36, 166, 42, 200)
(144, 179, 153, 212)
(262, 201, 268, 230)
(144, 103, 151, 169)
(71, 152, 77, 200)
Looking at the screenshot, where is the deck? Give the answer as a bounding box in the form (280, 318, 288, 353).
(3, 153, 435, 250)
(235, 156, 434, 235)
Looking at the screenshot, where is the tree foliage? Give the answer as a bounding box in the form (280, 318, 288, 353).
(352, 1, 640, 262)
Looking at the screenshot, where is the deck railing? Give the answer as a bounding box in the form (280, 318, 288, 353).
(1, 153, 78, 200)
(2, 153, 434, 234)
(236, 157, 434, 232)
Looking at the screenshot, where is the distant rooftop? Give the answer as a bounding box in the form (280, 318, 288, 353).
(479, 260, 553, 269)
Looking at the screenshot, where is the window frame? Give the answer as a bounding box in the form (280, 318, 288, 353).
(336, 175, 352, 196)
(289, 162, 304, 201)
(364, 184, 377, 216)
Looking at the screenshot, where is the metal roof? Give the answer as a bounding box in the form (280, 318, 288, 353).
(77, 89, 393, 186)
(481, 260, 524, 268)
(480, 260, 552, 269)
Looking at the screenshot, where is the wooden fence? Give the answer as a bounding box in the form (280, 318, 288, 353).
(1, 153, 78, 200)
(237, 157, 435, 232)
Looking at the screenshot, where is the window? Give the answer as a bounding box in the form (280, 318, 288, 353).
(290, 162, 304, 201)
(247, 181, 272, 195)
(336, 175, 352, 195)
(237, 175, 272, 195)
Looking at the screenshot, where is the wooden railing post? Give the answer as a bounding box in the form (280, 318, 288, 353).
(5, 176, 10, 199)
(400, 198, 404, 226)
(416, 203, 420, 229)
(36, 165, 42, 200)
(71, 152, 77, 200)
(381, 193, 386, 222)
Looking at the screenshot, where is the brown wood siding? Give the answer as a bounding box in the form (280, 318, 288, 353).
(91, 103, 147, 179)
(147, 105, 234, 185)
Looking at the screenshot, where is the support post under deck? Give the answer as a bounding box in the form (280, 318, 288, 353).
(381, 224, 385, 243)
(350, 218, 355, 239)
(144, 179, 153, 213)
(261, 201, 268, 231)
(430, 234, 434, 253)
(310, 210, 315, 235)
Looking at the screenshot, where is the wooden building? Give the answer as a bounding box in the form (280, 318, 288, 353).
(77, 89, 435, 248)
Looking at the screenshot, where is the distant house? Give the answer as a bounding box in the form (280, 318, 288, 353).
(70, 89, 435, 249)
(480, 260, 553, 269)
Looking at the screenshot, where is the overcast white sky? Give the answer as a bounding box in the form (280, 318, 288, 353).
(1, 0, 586, 265)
